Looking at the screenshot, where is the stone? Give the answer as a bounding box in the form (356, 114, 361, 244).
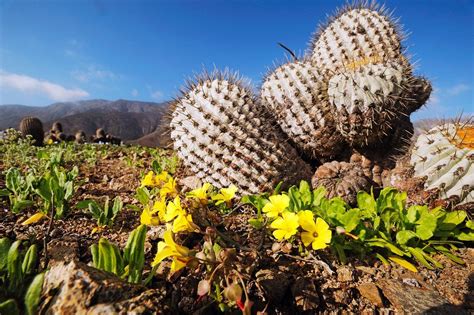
(357, 283, 383, 307)
(39, 260, 168, 314)
(377, 279, 460, 314)
(337, 266, 353, 282)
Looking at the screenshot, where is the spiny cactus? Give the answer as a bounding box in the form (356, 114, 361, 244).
(411, 123, 474, 205)
(75, 130, 86, 144)
(52, 121, 63, 133)
(327, 61, 428, 147)
(169, 72, 312, 195)
(261, 59, 345, 160)
(309, 2, 407, 75)
(311, 160, 371, 205)
(19, 116, 44, 146)
(96, 128, 106, 138)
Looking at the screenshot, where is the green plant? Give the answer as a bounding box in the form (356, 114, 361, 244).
(90, 224, 147, 284)
(0, 238, 44, 315)
(246, 182, 473, 272)
(77, 196, 123, 228)
(169, 72, 312, 195)
(0, 167, 36, 213)
(35, 165, 78, 218)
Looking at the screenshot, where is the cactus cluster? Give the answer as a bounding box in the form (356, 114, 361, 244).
(19, 117, 44, 146)
(169, 74, 311, 194)
(168, 2, 437, 203)
(411, 123, 474, 205)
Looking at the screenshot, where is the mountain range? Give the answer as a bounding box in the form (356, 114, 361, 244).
(0, 99, 169, 144)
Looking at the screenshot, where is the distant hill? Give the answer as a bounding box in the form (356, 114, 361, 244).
(0, 99, 169, 141)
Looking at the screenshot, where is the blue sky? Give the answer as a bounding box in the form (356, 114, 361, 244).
(0, 0, 472, 120)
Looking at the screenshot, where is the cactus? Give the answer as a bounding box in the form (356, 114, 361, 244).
(51, 121, 63, 133)
(96, 128, 106, 138)
(309, 2, 407, 75)
(327, 61, 428, 147)
(169, 72, 312, 195)
(411, 123, 474, 205)
(75, 130, 86, 144)
(311, 160, 371, 205)
(261, 60, 345, 160)
(19, 117, 44, 146)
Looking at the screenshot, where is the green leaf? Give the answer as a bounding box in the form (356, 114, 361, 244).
(407, 247, 433, 269)
(433, 246, 465, 265)
(299, 180, 312, 207)
(151, 160, 162, 174)
(0, 188, 10, 197)
(135, 187, 150, 206)
(455, 230, 474, 241)
(272, 181, 283, 195)
(357, 191, 376, 214)
(0, 299, 19, 315)
(466, 220, 474, 230)
(415, 212, 437, 240)
(123, 225, 146, 284)
(248, 217, 265, 229)
(7, 240, 23, 293)
(76, 200, 95, 209)
(388, 256, 418, 273)
(0, 237, 12, 271)
(396, 230, 418, 245)
(24, 272, 45, 315)
(340, 209, 360, 233)
(438, 211, 467, 230)
(22, 244, 38, 275)
(367, 238, 405, 256)
(312, 186, 326, 207)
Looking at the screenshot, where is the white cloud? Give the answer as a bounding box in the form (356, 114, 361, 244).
(0, 71, 89, 101)
(131, 89, 139, 97)
(71, 65, 117, 83)
(447, 83, 470, 96)
(151, 90, 163, 100)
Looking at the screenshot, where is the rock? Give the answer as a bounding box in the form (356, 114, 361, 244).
(357, 283, 383, 307)
(291, 277, 320, 312)
(178, 176, 201, 192)
(39, 260, 168, 314)
(255, 269, 291, 303)
(46, 239, 80, 264)
(377, 279, 461, 314)
(337, 266, 353, 282)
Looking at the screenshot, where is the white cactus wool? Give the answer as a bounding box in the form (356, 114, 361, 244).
(261, 60, 345, 160)
(310, 3, 406, 75)
(327, 62, 408, 147)
(411, 123, 474, 204)
(170, 73, 311, 195)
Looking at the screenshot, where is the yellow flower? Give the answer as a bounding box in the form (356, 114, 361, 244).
(155, 171, 170, 186)
(262, 194, 290, 218)
(141, 171, 155, 187)
(152, 229, 191, 272)
(22, 212, 46, 225)
(140, 205, 160, 226)
(298, 210, 332, 250)
(165, 196, 185, 222)
(212, 185, 238, 206)
(172, 213, 196, 233)
(47, 138, 53, 145)
(270, 211, 299, 240)
(160, 177, 178, 199)
(187, 183, 212, 204)
(152, 199, 167, 222)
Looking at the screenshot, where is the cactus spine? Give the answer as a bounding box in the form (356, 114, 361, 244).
(170, 72, 312, 195)
(19, 116, 44, 146)
(411, 123, 474, 204)
(261, 60, 345, 160)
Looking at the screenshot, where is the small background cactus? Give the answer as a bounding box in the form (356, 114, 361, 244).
(19, 117, 44, 146)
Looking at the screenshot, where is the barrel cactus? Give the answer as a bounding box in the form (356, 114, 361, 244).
(309, 2, 407, 75)
(19, 116, 44, 146)
(261, 60, 345, 160)
(52, 121, 63, 133)
(169, 72, 312, 195)
(411, 123, 474, 205)
(311, 160, 371, 205)
(309, 3, 431, 148)
(75, 131, 86, 144)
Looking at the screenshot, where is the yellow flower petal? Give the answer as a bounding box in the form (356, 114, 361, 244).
(273, 229, 287, 241)
(141, 171, 155, 187)
(298, 210, 316, 232)
(172, 214, 195, 233)
(301, 231, 315, 247)
(263, 194, 290, 218)
(22, 212, 46, 225)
